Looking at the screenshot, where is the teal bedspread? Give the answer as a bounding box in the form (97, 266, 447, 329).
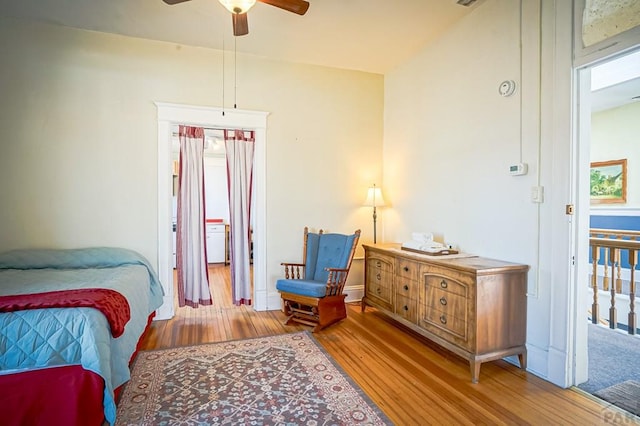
(0, 247, 164, 425)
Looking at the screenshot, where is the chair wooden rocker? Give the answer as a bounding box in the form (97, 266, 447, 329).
(276, 227, 361, 332)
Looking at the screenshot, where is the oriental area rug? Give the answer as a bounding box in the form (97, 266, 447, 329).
(116, 332, 391, 425)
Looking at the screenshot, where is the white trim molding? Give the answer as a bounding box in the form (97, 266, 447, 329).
(155, 102, 269, 319)
(590, 208, 640, 216)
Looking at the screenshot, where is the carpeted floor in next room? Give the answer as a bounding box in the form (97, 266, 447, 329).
(577, 323, 640, 417)
(578, 323, 640, 394)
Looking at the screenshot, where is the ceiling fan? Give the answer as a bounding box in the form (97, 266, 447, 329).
(162, 0, 310, 37)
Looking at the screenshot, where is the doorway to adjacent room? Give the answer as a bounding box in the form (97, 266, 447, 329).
(155, 103, 269, 320)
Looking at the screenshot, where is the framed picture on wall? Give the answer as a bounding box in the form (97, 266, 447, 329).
(590, 159, 627, 204)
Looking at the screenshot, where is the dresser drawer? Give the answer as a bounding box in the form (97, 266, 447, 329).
(423, 285, 467, 318)
(421, 276, 469, 341)
(395, 278, 418, 300)
(425, 275, 468, 298)
(422, 307, 467, 339)
(368, 254, 394, 274)
(396, 258, 419, 281)
(367, 278, 392, 306)
(395, 294, 418, 323)
(366, 253, 394, 304)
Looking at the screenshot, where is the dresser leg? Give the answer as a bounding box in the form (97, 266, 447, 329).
(518, 351, 527, 370)
(470, 361, 480, 384)
(361, 298, 367, 312)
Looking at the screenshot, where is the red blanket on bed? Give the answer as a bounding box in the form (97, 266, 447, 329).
(0, 288, 131, 337)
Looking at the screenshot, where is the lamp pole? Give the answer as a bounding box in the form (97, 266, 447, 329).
(364, 183, 385, 245)
(372, 204, 378, 244)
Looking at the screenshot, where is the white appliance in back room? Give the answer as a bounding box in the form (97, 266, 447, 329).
(205, 221, 226, 263)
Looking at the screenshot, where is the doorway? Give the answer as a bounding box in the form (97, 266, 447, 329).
(155, 103, 269, 320)
(574, 48, 640, 393)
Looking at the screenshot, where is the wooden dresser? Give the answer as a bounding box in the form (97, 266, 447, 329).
(362, 244, 528, 383)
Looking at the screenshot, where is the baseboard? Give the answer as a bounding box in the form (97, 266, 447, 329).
(547, 346, 571, 387)
(253, 288, 269, 311)
(522, 344, 572, 388)
(154, 296, 175, 320)
(344, 284, 364, 303)
(523, 344, 550, 383)
(266, 292, 283, 311)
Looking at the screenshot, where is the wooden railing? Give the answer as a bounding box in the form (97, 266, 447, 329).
(589, 228, 640, 335)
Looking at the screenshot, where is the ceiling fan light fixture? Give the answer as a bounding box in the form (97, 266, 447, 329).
(218, 0, 257, 14)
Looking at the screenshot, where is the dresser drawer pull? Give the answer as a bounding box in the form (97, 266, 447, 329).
(376, 273, 381, 281)
(440, 315, 447, 325)
(403, 305, 409, 311)
(376, 261, 381, 267)
(403, 284, 409, 291)
(403, 266, 409, 272)
(439, 297, 447, 306)
(440, 280, 448, 289)
(376, 287, 381, 294)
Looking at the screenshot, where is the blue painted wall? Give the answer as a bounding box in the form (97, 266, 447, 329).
(590, 215, 639, 269)
(591, 215, 640, 231)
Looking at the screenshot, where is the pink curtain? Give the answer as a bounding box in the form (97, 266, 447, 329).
(224, 129, 255, 305)
(176, 125, 212, 308)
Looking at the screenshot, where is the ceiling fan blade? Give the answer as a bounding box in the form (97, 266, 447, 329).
(232, 13, 249, 36)
(257, 0, 310, 15)
(162, 0, 192, 4)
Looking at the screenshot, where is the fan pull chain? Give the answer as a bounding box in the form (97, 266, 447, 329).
(234, 35, 237, 109)
(222, 32, 225, 116)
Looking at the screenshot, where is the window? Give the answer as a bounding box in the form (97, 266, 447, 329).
(574, 0, 640, 66)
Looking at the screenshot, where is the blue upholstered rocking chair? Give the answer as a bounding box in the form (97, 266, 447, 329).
(276, 227, 361, 332)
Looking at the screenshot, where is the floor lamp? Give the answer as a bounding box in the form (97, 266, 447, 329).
(363, 184, 386, 244)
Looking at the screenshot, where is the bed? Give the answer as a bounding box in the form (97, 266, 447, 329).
(0, 247, 164, 425)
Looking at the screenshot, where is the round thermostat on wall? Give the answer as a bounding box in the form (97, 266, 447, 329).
(498, 80, 516, 97)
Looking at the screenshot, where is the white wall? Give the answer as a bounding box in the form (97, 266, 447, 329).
(383, 0, 574, 386)
(0, 17, 383, 294)
(591, 101, 640, 209)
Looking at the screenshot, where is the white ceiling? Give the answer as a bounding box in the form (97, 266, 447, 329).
(1, 0, 638, 110)
(591, 49, 640, 112)
(0, 0, 478, 74)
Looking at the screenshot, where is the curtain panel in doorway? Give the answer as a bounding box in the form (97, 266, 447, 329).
(177, 125, 212, 308)
(224, 129, 255, 306)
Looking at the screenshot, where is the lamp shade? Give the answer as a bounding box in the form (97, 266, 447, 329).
(219, 0, 256, 14)
(363, 185, 386, 207)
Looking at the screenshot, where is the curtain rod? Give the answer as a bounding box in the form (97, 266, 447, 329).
(171, 125, 252, 132)
(171, 127, 253, 137)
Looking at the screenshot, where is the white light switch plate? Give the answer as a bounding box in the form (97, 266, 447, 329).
(531, 186, 544, 203)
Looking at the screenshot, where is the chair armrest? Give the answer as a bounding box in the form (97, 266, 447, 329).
(281, 262, 305, 279)
(324, 267, 349, 273)
(324, 268, 350, 296)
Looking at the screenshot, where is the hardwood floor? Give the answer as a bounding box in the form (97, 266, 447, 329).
(138, 264, 639, 425)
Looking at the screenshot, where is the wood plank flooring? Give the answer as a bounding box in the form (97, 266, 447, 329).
(138, 265, 639, 425)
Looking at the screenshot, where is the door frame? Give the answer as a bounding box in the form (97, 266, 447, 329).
(155, 102, 269, 320)
(572, 64, 592, 385)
